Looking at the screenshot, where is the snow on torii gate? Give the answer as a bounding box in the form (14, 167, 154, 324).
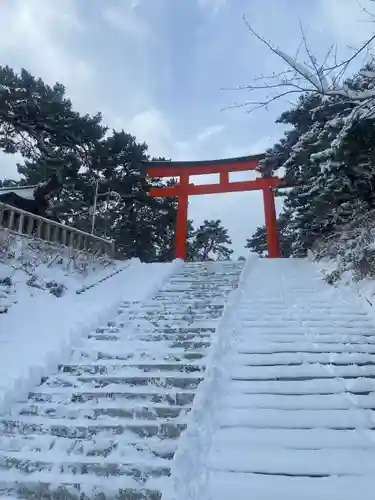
(144, 154, 284, 261)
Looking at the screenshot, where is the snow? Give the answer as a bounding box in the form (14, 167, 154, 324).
(0, 258, 242, 498)
(207, 473, 374, 500)
(0, 246, 183, 414)
(166, 257, 375, 500)
(2, 246, 375, 498)
(207, 448, 375, 476)
(164, 254, 258, 500)
(272, 46, 375, 102)
(0, 185, 37, 199)
(0, 232, 125, 313)
(313, 235, 375, 309)
(274, 48, 324, 92)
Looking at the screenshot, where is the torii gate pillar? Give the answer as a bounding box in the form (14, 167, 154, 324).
(176, 172, 189, 261)
(144, 155, 283, 261)
(263, 186, 280, 259)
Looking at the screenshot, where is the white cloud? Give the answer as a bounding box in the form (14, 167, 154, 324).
(102, 1, 154, 43)
(0, 0, 92, 88)
(124, 109, 229, 162)
(197, 124, 226, 142)
(0, 0, 94, 180)
(127, 108, 173, 157)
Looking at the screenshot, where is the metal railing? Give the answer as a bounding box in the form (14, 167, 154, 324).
(0, 202, 115, 257)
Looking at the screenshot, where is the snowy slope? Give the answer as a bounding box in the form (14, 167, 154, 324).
(0, 260, 243, 499)
(0, 247, 182, 416)
(0, 232, 124, 315)
(168, 258, 375, 500)
(3, 254, 375, 500)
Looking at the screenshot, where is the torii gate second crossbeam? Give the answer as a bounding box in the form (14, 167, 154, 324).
(144, 154, 284, 261)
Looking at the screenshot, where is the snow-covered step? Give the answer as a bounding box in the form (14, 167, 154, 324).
(0, 260, 243, 499)
(229, 377, 375, 394)
(16, 401, 190, 420)
(81, 345, 206, 361)
(0, 433, 178, 457)
(208, 447, 375, 476)
(222, 392, 375, 410)
(60, 360, 205, 373)
(28, 387, 197, 406)
(207, 472, 374, 500)
(181, 258, 375, 500)
(85, 337, 212, 349)
(218, 407, 375, 429)
(0, 415, 189, 439)
(240, 316, 374, 326)
(228, 352, 375, 366)
(0, 471, 165, 500)
(237, 334, 375, 344)
(236, 342, 375, 353)
(213, 426, 375, 448)
(231, 363, 375, 379)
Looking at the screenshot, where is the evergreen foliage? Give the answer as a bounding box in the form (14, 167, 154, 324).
(248, 60, 375, 278)
(188, 219, 233, 261)
(0, 66, 233, 262)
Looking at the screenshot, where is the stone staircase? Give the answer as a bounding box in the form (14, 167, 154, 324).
(204, 259, 375, 500)
(0, 260, 243, 499)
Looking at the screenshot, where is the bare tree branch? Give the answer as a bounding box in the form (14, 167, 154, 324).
(325, 32, 375, 78)
(221, 89, 311, 113)
(355, 0, 375, 19)
(224, 11, 375, 115)
(222, 82, 310, 92)
(298, 19, 327, 92)
(243, 16, 326, 91)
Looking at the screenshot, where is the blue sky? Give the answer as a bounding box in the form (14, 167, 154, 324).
(0, 0, 373, 254)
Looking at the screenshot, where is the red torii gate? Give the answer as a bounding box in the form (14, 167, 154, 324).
(144, 154, 284, 261)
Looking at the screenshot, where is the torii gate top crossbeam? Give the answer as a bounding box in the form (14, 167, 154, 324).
(144, 153, 265, 178)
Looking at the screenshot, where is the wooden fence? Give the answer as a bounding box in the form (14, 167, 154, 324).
(0, 202, 115, 257)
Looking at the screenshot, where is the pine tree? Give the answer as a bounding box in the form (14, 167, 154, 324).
(285, 65, 375, 254)
(0, 66, 105, 175)
(189, 219, 233, 261)
(247, 60, 375, 261)
(0, 65, 178, 262)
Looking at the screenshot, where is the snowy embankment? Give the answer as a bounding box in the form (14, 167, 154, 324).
(318, 259, 375, 307)
(311, 210, 375, 305)
(309, 249, 375, 310)
(164, 254, 258, 500)
(0, 232, 183, 414)
(0, 232, 124, 314)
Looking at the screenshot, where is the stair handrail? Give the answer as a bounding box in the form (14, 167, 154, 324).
(0, 201, 115, 257)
